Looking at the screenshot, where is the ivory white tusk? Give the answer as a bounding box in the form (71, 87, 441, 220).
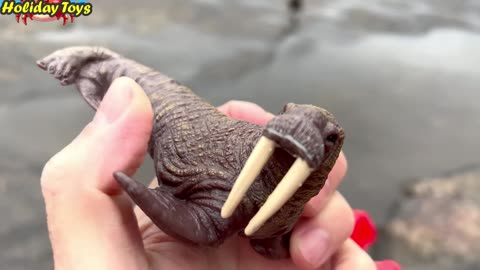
(244, 158, 312, 236)
(221, 136, 276, 219)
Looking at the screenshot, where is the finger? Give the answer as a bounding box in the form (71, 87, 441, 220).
(217, 100, 274, 125)
(41, 77, 153, 269)
(375, 260, 402, 270)
(302, 152, 348, 217)
(134, 178, 160, 233)
(331, 239, 376, 270)
(290, 192, 355, 270)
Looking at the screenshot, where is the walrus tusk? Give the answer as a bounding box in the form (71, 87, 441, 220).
(244, 158, 312, 236)
(221, 136, 276, 218)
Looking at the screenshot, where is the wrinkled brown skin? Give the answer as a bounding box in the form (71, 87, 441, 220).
(37, 46, 345, 259)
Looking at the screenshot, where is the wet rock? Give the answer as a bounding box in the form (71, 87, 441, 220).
(375, 167, 480, 270)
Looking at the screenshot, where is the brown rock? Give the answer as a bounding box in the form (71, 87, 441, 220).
(375, 167, 480, 270)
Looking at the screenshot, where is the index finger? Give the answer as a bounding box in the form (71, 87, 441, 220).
(217, 100, 275, 125)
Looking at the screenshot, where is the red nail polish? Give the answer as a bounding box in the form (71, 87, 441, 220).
(350, 209, 377, 250)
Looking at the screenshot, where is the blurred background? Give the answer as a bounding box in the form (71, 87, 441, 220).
(1, 0, 479, 269)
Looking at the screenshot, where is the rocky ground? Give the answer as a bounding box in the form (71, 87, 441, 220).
(1, 0, 479, 269)
(374, 167, 480, 270)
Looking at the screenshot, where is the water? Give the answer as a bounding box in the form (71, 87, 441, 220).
(1, 0, 479, 268)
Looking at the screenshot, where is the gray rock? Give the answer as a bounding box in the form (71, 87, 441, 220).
(375, 167, 480, 270)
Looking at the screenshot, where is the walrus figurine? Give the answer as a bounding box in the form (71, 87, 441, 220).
(37, 46, 345, 259)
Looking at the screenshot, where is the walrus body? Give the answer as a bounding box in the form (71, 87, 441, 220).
(37, 46, 344, 259)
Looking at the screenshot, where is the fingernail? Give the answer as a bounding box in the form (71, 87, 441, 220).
(93, 78, 133, 125)
(375, 260, 402, 270)
(299, 228, 330, 268)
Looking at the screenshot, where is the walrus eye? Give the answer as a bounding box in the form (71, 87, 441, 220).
(326, 133, 338, 144)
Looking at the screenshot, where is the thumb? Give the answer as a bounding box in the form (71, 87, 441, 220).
(41, 77, 153, 270)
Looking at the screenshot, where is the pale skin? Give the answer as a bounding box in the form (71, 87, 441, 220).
(40, 77, 378, 270)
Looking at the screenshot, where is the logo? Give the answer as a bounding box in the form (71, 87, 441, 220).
(0, 0, 92, 25)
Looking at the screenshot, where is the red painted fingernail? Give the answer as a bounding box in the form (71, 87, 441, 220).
(350, 209, 377, 250)
(376, 260, 402, 270)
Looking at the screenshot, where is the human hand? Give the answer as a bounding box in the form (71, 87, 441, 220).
(41, 77, 391, 270)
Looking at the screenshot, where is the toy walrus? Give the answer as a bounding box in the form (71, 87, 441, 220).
(37, 46, 345, 259)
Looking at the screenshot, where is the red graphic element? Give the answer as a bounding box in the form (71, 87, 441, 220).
(350, 209, 377, 250)
(350, 209, 402, 270)
(16, 0, 75, 26)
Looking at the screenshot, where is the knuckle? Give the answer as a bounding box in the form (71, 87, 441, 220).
(41, 154, 64, 180)
(40, 146, 80, 197)
(79, 121, 98, 138)
(40, 155, 64, 197)
(40, 123, 97, 199)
